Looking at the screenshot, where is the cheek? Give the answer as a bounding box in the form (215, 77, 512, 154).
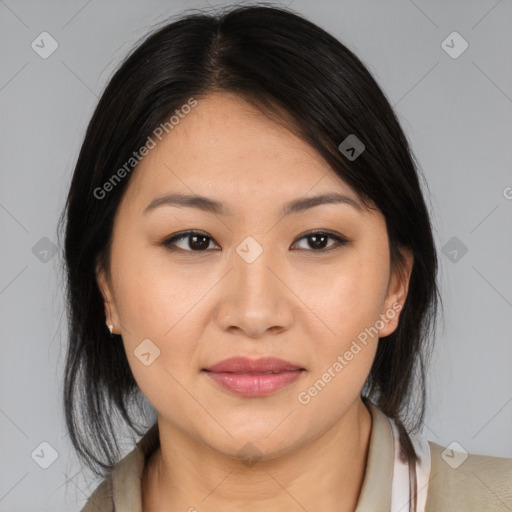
(112, 260, 203, 411)
(295, 248, 389, 408)
(305, 253, 388, 346)
(295, 258, 383, 416)
(110, 245, 207, 385)
(112, 241, 201, 336)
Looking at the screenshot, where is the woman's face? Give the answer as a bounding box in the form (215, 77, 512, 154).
(97, 92, 412, 459)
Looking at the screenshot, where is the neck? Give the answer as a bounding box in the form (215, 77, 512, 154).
(142, 398, 372, 512)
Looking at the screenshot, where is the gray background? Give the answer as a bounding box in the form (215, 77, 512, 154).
(1, 0, 511, 510)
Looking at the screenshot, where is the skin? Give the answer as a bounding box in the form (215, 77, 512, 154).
(97, 92, 413, 512)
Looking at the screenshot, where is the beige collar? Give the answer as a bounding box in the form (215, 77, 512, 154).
(111, 400, 394, 511)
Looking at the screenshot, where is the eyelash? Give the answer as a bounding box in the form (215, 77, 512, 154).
(161, 230, 350, 255)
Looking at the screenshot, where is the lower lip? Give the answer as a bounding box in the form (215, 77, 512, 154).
(203, 370, 304, 397)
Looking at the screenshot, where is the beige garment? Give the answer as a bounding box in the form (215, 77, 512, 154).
(80, 401, 512, 511)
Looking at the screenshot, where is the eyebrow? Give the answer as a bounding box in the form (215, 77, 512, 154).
(143, 192, 363, 217)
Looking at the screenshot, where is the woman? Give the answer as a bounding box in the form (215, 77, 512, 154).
(59, 4, 512, 511)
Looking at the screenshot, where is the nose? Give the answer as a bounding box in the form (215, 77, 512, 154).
(214, 244, 294, 339)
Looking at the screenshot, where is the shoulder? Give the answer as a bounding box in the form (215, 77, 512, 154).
(425, 440, 512, 511)
(79, 476, 114, 512)
(78, 423, 159, 511)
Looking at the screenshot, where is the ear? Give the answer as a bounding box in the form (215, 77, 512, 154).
(378, 247, 414, 338)
(96, 260, 119, 334)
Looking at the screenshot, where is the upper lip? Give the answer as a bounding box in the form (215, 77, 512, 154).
(203, 357, 305, 373)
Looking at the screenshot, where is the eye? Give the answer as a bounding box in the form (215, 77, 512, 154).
(161, 230, 349, 254)
(291, 230, 350, 252)
(162, 230, 220, 252)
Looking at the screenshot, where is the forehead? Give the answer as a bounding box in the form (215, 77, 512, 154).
(120, 92, 362, 214)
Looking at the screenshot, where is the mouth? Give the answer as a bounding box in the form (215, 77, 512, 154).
(202, 356, 305, 374)
(201, 357, 305, 397)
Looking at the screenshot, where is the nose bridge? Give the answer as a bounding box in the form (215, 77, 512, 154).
(216, 235, 293, 337)
(233, 235, 280, 305)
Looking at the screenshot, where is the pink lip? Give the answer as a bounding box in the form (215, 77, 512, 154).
(202, 357, 305, 397)
(204, 356, 304, 373)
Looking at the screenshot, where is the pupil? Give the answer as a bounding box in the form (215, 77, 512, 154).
(190, 235, 209, 250)
(310, 234, 327, 249)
